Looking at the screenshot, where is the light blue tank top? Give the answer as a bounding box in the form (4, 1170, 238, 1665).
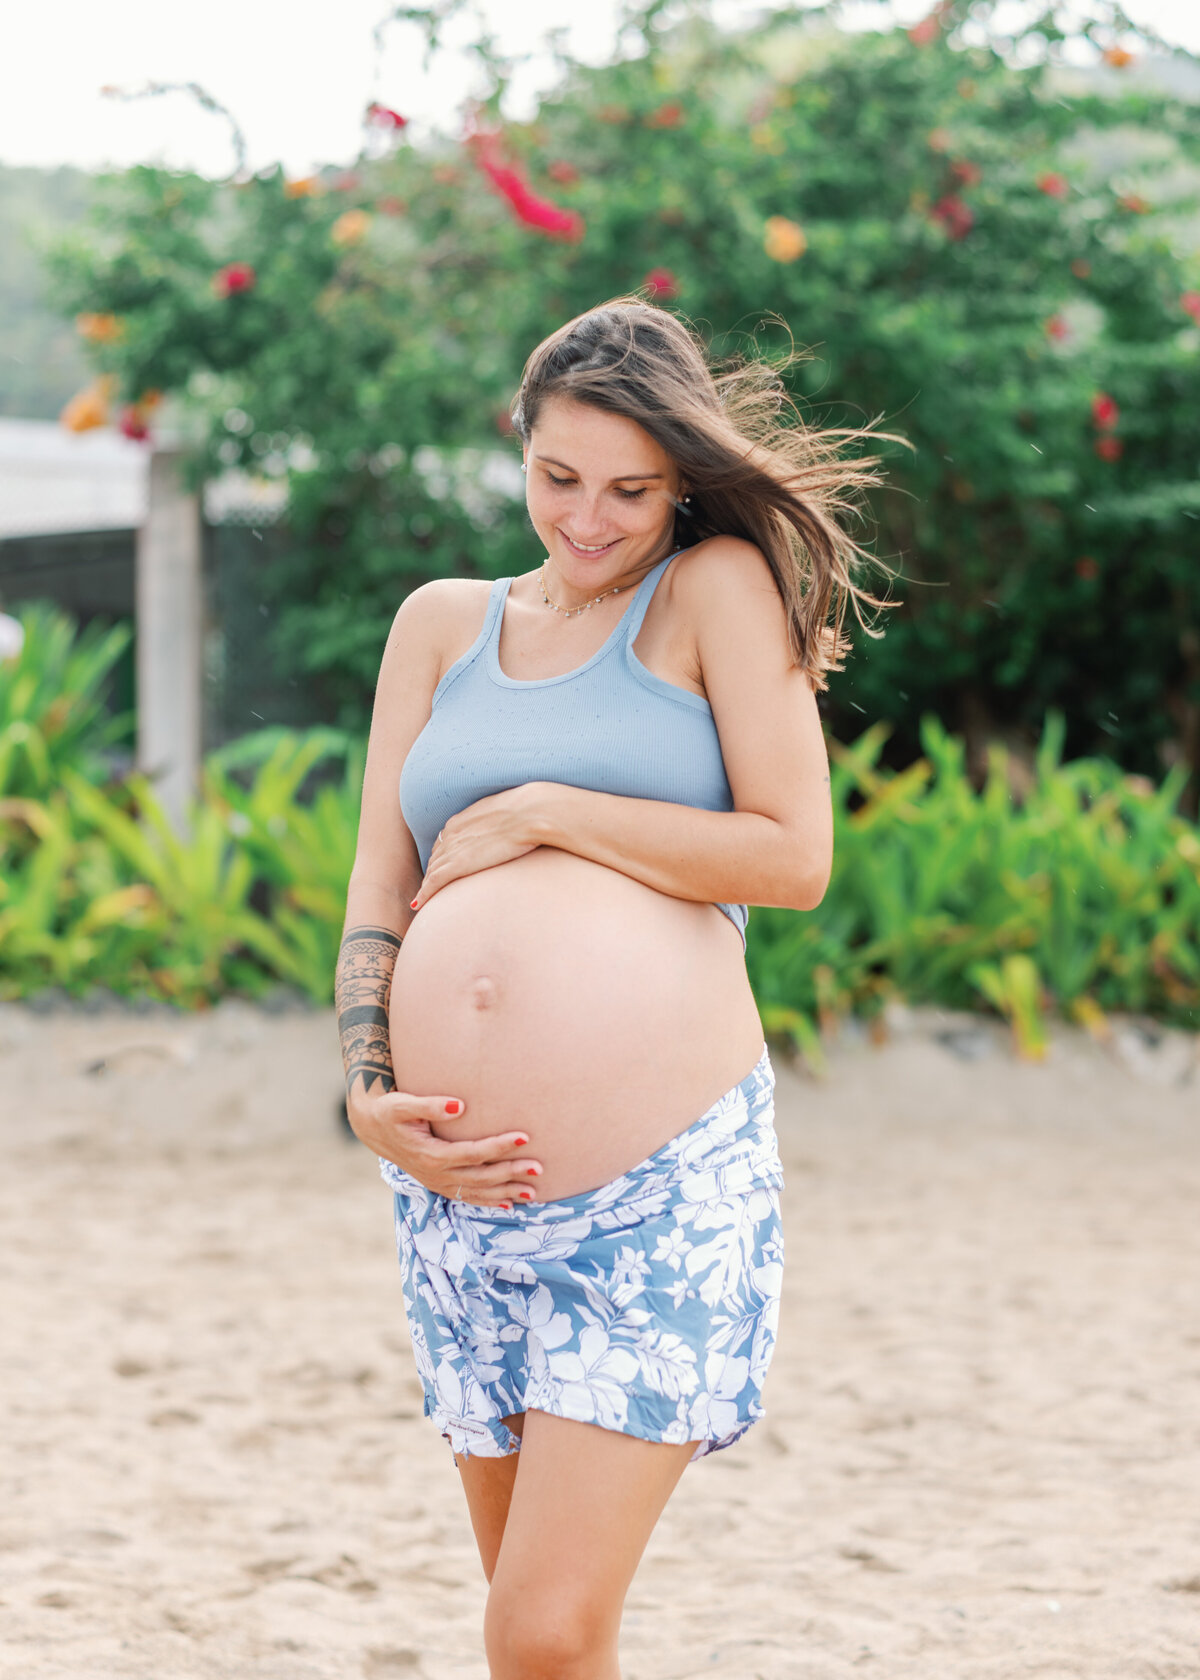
(399, 548, 748, 950)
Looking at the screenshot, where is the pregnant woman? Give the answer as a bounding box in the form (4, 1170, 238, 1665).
(336, 296, 896, 1678)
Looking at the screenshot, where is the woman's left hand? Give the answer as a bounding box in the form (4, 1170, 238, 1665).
(410, 785, 548, 911)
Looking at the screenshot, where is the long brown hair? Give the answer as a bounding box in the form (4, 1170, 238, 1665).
(510, 294, 910, 692)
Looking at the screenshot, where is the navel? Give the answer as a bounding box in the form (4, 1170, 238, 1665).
(468, 975, 499, 1011)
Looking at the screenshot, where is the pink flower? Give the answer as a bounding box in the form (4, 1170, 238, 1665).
(930, 195, 973, 240)
(468, 131, 584, 241)
(547, 160, 580, 185)
(643, 267, 679, 299)
(212, 262, 256, 298)
(1095, 436, 1123, 461)
(1044, 314, 1069, 341)
(118, 405, 150, 442)
(950, 159, 982, 186)
(1181, 290, 1200, 323)
(1091, 393, 1119, 429)
(1038, 172, 1069, 199)
(366, 103, 408, 130)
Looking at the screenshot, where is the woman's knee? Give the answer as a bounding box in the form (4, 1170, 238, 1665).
(484, 1586, 616, 1680)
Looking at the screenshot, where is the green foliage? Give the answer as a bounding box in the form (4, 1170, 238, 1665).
(37, 1, 1200, 794)
(746, 709, 1200, 1065)
(0, 601, 134, 796)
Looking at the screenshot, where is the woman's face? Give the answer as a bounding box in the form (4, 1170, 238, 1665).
(523, 395, 684, 595)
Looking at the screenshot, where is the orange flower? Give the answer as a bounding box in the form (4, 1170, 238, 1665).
(331, 209, 371, 247)
(957, 78, 977, 100)
(1037, 172, 1069, 199)
(1117, 193, 1149, 214)
(1095, 436, 1123, 461)
(1070, 258, 1091, 279)
(1102, 47, 1135, 68)
(763, 216, 806, 262)
(75, 312, 125, 343)
(646, 102, 684, 129)
(376, 195, 407, 215)
(284, 175, 322, 198)
(927, 127, 952, 153)
(950, 159, 982, 186)
(60, 374, 116, 434)
(595, 105, 630, 125)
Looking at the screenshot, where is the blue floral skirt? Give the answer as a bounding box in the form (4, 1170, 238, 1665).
(380, 1044, 784, 1462)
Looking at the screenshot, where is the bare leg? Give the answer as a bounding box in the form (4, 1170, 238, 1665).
(483, 1410, 698, 1680)
(454, 1412, 525, 1583)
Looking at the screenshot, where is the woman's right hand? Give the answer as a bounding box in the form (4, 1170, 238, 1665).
(346, 1088, 542, 1207)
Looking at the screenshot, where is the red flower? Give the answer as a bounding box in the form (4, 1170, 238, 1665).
(1181, 290, 1200, 323)
(908, 14, 942, 45)
(1117, 193, 1149, 214)
(1070, 258, 1091, 279)
(646, 102, 684, 129)
(117, 405, 150, 442)
(366, 103, 408, 130)
(950, 159, 982, 186)
(1091, 392, 1119, 429)
(1038, 172, 1069, 199)
(376, 195, 407, 215)
(1074, 556, 1099, 580)
(547, 159, 580, 185)
(643, 267, 679, 299)
(334, 172, 362, 192)
(1044, 314, 1070, 341)
(468, 131, 584, 241)
(1095, 436, 1123, 461)
(930, 195, 973, 240)
(212, 261, 256, 298)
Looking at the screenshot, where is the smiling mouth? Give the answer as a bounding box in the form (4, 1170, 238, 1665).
(559, 531, 620, 556)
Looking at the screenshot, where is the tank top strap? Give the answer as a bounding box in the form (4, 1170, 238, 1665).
(621, 548, 684, 646)
(482, 575, 514, 645)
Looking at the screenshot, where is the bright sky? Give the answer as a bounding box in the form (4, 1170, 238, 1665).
(4, 0, 1198, 180)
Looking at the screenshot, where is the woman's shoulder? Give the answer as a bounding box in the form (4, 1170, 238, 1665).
(387, 576, 499, 687)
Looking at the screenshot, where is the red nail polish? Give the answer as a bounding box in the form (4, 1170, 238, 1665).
(515, 1136, 529, 1147)
(518, 1191, 533, 1200)
(527, 1167, 540, 1175)
(500, 1202, 511, 1210)
(410, 898, 419, 910)
(444, 1100, 462, 1115)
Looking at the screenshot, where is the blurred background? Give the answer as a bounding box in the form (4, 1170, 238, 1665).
(1, 0, 1198, 1055)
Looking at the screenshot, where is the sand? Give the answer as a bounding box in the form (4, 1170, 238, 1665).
(1, 996, 1198, 1680)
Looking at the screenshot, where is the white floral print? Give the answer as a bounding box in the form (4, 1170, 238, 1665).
(384, 1044, 784, 1462)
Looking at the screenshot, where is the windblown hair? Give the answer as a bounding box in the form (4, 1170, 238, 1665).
(510, 294, 910, 692)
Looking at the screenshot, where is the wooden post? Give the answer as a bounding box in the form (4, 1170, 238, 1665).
(135, 448, 203, 836)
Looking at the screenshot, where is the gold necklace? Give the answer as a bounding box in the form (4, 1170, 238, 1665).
(538, 564, 626, 618)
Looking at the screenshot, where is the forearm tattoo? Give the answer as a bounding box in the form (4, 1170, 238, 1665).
(336, 924, 403, 1100)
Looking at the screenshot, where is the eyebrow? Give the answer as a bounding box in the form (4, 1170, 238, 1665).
(534, 454, 664, 482)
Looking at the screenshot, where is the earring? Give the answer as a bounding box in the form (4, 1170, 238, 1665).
(521, 462, 528, 473)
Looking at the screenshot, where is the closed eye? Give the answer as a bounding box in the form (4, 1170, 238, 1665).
(546, 471, 647, 501)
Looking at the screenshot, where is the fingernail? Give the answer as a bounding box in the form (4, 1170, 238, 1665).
(526, 1166, 540, 1175)
(515, 1135, 529, 1147)
(499, 1202, 512, 1210)
(410, 898, 419, 910)
(518, 1191, 534, 1201)
(444, 1100, 462, 1115)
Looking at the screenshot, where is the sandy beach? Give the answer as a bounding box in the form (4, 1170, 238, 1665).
(2, 996, 1198, 1680)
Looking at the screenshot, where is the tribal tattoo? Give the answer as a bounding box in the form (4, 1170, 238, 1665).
(336, 924, 403, 1100)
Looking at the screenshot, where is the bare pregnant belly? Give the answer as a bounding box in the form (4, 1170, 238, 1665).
(388, 848, 765, 1200)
